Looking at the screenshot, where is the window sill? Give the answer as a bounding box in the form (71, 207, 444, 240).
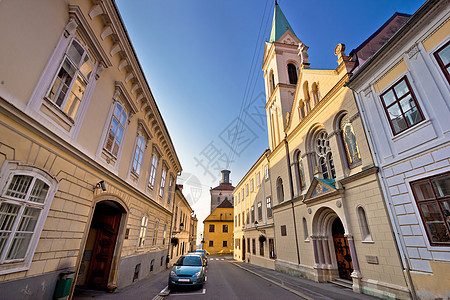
(40, 97, 75, 132)
(361, 240, 374, 244)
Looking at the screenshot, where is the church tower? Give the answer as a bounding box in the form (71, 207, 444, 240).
(263, 2, 302, 150)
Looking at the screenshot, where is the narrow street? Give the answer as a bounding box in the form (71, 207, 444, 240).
(74, 255, 378, 300)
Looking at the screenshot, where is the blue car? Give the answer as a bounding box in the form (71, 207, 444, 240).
(168, 255, 205, 290)
(195, 249, 208, 265)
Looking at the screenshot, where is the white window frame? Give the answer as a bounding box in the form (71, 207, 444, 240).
(137, 215, 148, 249)
(250, 179, 254, 192)
(162, 223, 167, 246)
(245, 184, 249, 196)
(27, 16, 108, 139)
(266, 197, 272, 218)
(264, 165, 269, 180)
(159, 168, 167, 198)
(257, 173, 261, 186)
(131, 134, 146, 177)
(0, 162, 58, 275)
(148, 154, 159, 189)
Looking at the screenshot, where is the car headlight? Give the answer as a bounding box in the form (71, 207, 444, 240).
(193, 271, 201, 277)
(170, 270, 177, 276)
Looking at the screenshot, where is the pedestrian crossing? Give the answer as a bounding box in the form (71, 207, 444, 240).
(209, 257, 232, 261)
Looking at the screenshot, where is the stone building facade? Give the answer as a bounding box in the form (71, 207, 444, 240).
(234, 3, 416, 299)
(0, 0, 181, 298)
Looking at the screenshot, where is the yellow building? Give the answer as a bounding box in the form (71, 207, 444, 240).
(203, 199, 234, 255)
(0, 0, 182, 298)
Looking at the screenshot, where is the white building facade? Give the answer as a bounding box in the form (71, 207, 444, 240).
(347, 0, 450, 298)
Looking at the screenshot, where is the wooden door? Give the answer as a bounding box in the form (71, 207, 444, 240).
(87, 205, 121, 290)
(332, 218, 353, 280)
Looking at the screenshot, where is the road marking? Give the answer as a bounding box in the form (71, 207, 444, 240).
(205, 276, 207, 282)
(220, 258, 224, 260)
(152, 295, 165, 300)
(158, 285, 170, 296)
(169, 289, 206, 296)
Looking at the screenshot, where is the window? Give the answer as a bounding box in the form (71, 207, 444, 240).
(245, 184, 249, 196)
(295, 152, 306, 193)
(266, 197, 272, 218)
(0, 166, 57, 271)
(287, 63, 298, 84)
(217, 196, 220, 203)
(131, 135, 145, 175)
(250, 179, 254, 192)
(281, 225, 287, 236)
(276, 177, 284, 203)
(411, 172, 450, 245)
(316, 131, 336, 179)
(241, 189, 244, 200)
(264, 165, 269, 180)
(340, 115, 361, 168)
(303, 217, 308, 240)
(380, 76, 424, 135)
(237, 193, 240, 203)
(246, 209, 250, 225)
(269, 70, 275, 95)
(434, 41, 450, 84)
(238, 214, 241, 227)
(242, 212, 244, 227)
(257, 173, 261, 186)
(209, 241, 214, 247)
(252, 239, 256, 254)
(148, 154, 159, 188)
(209, 224, 215, 232)
(257, 202, 262, 220)
(137, 215, 148, 249)
(162, 224, 167, 246)
(223, 241, 228, 247)
(159, 168, 167, 198)
(269, 239, 275, 259)
(223, 225, 228, 233)
(160, 256, 164, 266)
(150, 259, 154, 272)
(235, 216, 237, 227)
(167, 176, 174, 205)
(151, 219, 159, 247)
(357, 207, 372, 242)
(105, 102, 127, 157)
(260, 239, 264, 256)
(251, 206, 255, 224)
(47, 38, 94, 119)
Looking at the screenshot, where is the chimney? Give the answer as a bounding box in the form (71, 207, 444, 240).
(221, 170, 231, 184)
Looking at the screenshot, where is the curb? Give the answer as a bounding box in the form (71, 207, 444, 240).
(230, 262, 315, 300)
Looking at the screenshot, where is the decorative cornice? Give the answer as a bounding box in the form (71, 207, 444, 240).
(406, 43, 420, 59)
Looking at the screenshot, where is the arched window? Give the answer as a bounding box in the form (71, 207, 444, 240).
(269, 70, 275, 95)
(276, 177, 284, 203)
(303, 217, 309, 240)
(288, 64, 298, 84)
(217, 196, 220, 203)
(298, 102, 305, 119)
(316, 131, 336, 179)
(340, 115, 361, 168)
(303, 82, 311, 114)
(311, 82, 319, 106)
(295, 152, 306, 193)
(357, 207, 372, 241)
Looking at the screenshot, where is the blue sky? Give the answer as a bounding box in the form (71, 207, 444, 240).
(115, 0, 425, 232)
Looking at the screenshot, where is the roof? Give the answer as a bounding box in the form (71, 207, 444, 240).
(216, 199, 233, 208)
(210, 183, 235, 191)
(269, 2, 296, 43)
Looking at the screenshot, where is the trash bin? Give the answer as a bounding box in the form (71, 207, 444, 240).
(54, 271, 75, 300)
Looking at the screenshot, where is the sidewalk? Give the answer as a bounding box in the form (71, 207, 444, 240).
(73, 268, 170, 299)
(232, 261, 378, 300)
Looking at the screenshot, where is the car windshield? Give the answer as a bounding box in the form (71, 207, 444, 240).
(176, 255, 202, 266)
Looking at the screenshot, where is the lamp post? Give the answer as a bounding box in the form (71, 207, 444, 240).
(254, 221, 266, 234)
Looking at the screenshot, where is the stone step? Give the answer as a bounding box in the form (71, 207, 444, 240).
(328, 278, 353, 289)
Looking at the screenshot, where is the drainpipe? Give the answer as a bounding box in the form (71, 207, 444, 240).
(351, 89, 417, 300)
(285, 137, 301, 265)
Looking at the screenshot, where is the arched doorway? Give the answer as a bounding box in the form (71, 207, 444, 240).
(77, 200, 126, 290)
(332, 218, 353, 280)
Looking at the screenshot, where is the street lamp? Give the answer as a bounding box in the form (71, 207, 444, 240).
(173, 222, 184, 234)
(254, 221, 266, 234)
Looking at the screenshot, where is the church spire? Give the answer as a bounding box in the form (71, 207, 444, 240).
(269, 2, 296, 43)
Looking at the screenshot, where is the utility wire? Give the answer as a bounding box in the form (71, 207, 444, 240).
(226, 0, 273, 169)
